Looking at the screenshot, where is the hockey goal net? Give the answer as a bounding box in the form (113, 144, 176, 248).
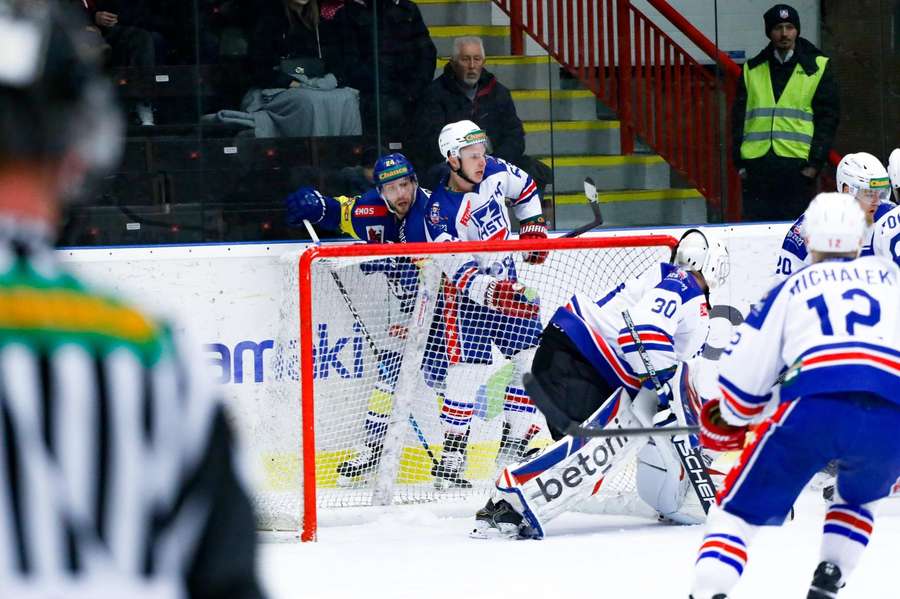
(259, 234, 677, 540)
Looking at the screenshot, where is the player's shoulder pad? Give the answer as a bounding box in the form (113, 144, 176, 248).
(483, 156, 511, 179)
(781, 215, 807, 259)
(656, 262, 704, 302)
(853, 254, 900, 280)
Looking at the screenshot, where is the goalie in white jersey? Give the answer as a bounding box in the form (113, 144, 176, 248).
(775, 152, 896, 280)
(472, 229, 730, 539)
(691, 193, 900, 599)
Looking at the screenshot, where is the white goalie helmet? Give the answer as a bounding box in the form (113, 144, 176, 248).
(438, 120, 491, 160)
(836, 152, 892, 203)
(673, 229, 730, 290)
(802, 192, 866, 254)
(888, 148, 900, 200)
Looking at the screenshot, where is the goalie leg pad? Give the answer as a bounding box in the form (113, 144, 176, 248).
(486, 388, 643, 539)
(636, 439, 707, 525)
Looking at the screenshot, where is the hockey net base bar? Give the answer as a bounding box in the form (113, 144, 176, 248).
(259, 235, 677, 540)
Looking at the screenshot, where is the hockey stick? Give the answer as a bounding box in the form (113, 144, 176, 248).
(561, 177, 604, 238)
(303, 220, 441, 469)
(621, 309, 717, 513)
(523, 372, 698, 438)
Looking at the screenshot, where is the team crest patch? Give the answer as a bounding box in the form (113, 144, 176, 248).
(430, 203, 441, 224)
(366, 225, 384, 243)
(700, 302, 709, 317)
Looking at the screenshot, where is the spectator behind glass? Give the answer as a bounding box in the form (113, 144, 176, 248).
(414, 36, 551, 194)
(733, 4, 840, 222)
(90, 0, 172, 126)
(238, 0, 362, 137)
(342, 0, 437, 147)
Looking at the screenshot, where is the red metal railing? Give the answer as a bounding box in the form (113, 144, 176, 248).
(498, 0, 842, 221)
(496, 0, 742, 219)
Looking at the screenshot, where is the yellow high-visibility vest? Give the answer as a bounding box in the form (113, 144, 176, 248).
(740, 55, 828, 160)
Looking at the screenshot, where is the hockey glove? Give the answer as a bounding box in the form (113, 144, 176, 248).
(519, 218, 548, 264)
(699, 399, 746, 452)
(285, 187, 327, 226)
(485, 280, 540, 319)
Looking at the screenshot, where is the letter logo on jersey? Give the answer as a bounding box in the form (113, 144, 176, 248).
(471, 198, 507, 239)
(366, 226, 384, 243)
(354, 205, 388, 218)
(459, 201, 471, 226)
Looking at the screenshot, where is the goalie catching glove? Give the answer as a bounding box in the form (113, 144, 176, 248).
(485, 280, 540, 319)
(699, 399, 746, 452)
(519, 217, 548, 264)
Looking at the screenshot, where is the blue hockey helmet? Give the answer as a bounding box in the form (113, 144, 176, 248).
(373, 153, 417, 214)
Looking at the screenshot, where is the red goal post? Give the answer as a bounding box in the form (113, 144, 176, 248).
(291, 234, 678, 541)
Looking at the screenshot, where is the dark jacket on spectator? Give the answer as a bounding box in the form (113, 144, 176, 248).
(247, 3, 358, 89)
(415, 63, 526, 167)
(92, 0, 170, 34)
(732, 36, 839, 171)
(343, 0, 436, 101)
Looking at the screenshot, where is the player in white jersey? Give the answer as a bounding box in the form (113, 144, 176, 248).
(400, 120, 550, 486)
(774, 152, 893, 281)
(870, 148, 900, 268)
(472, 229, 731, 539)
(888, 147, 900, 203)
(691, 193, 900, 599)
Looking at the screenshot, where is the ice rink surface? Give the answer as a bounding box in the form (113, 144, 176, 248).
(259, 490, 900, 598)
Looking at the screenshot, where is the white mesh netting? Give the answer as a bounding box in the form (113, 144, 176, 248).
(255, 239, 672, 532)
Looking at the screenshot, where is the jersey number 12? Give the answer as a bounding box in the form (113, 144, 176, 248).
(806, 288, 881, 335)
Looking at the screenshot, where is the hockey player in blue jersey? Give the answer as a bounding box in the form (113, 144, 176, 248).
(285, 154, 427, 480)
(775, 152, 895, 280)
(472, 229, 731, 538)
(400, 120, 552, 487)
(691, 192, 900, 599)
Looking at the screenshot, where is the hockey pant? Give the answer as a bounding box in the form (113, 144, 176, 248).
(692, 392, 900, 598)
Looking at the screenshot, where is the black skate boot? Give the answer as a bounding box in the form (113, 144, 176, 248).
(432, 432, 472, 489)
(336, 442, 383, 481)
(471, 498, 538, 539)
(496, 422, 538, 468)
(688, 595, 727, 599)
(808, 561, 843, 598)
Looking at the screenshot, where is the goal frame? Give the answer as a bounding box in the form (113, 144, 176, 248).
(296, 234, 679, 541)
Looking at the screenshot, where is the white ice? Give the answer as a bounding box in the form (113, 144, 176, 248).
(259, 490, 900, 598)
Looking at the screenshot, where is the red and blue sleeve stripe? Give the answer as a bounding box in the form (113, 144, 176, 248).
(719, 375, 771, 423)
(453, 261, 480, 292)
(512, 179, 538, 206)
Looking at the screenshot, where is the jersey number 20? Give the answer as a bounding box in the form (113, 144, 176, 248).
(806, 288, 881, 335)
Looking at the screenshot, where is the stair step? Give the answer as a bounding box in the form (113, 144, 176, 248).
(418, 0, 492, 27)
(553, 189, 706, 229)
(510, 89, 601, 121)
(540, 154, 670, 193)
(523, 120, 621, 156)
(429, 25, 510, 57)
(435, 55, 561, 90)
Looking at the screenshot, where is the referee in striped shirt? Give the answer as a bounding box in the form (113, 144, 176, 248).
(0, 2, 264, 597)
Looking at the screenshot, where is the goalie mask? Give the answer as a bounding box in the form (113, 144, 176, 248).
(672, 229, 730, 290)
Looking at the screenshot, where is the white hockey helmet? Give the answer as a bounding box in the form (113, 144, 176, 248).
(836, 152, 892, 203)
(888, 148, 900, 201)
(438, 120, 491, 160)
(673, 229, 730, 290)
(802, 192, 866, 254)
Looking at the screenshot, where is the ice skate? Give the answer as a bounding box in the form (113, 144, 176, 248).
(470, 498, 538, 539)
(336, 442, 382, 485)
(808, 561, 843, 598)
(432, 432, 471, 489)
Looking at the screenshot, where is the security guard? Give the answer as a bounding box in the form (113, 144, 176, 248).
(733, 4, 840, 222)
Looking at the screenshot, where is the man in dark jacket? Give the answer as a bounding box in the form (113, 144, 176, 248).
(414, 36, 550, 193)
(733, 4, 840, 222)
(343, 0, 437, 144)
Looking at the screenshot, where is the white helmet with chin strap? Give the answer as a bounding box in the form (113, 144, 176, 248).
(438, 120, 491, 160)
(888, 148, 900, 202)
(672, 229, 730, 290)
(802, 192, 866, 254)
(836, 152, 891, 203)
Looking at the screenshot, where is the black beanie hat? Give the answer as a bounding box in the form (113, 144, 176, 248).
(764, 4, 801, 37)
